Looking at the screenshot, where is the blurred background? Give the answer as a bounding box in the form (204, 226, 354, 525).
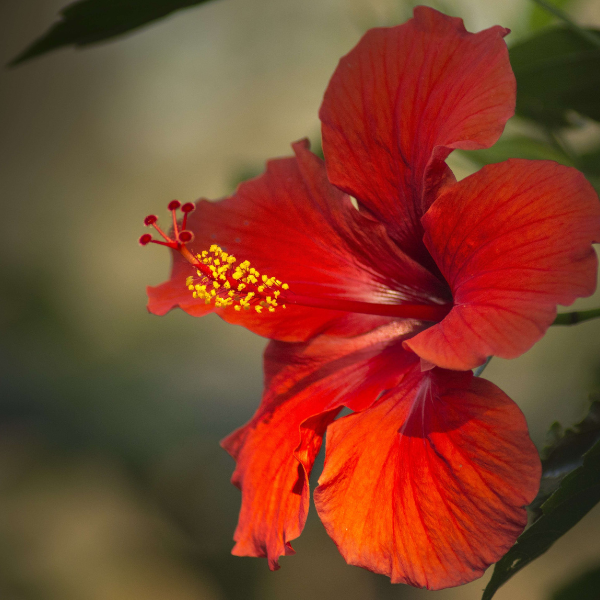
(1, 0, 600, 598)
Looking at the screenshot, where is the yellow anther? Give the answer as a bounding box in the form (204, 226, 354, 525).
(186, 244, 290, 311)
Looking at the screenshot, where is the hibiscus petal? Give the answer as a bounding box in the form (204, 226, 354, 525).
(407, 159, 600, 370)
(148, 139, 445, 341)
(314, 367, 540, 590)
(320, 6, 514, 263)
(222, 321, 421, 568)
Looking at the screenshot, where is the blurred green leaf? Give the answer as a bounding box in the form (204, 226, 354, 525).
(579, 146, 600, 177)
(9, 0, 218, 66)
(551, 564, 600, 600)
(482, 431, 600, 600)
(509, 27, 600, 127)
(531, 398, 600, 513)
(530, 0, 573, 31)
(461, 136, 573, 167)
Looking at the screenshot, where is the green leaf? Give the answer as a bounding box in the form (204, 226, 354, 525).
(509, 27, 600, 127)
(529, 0, 573, 32)
(531, 398, 600, 512)
(461, 136, 573, 167)
(482, 410, 600, 600)
(552, 563, 600, 600)
(9, 0, 218, 66)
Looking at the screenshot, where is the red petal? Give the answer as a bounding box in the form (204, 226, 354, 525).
(406, 160, 600, 370)
(320, 6, 514, 263)
(148, 139, 445, 341)
(222, 322, 421, 568)
(314, 367, 540, 589)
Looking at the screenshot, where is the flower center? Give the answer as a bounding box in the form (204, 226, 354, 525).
(140, 202, 452, 321)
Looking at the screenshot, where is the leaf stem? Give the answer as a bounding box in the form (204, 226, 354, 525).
(530, 0, 600, 49)
(552, 307, 600, 325)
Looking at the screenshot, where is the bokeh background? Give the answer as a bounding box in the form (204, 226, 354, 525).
(1, 0, 600, 598)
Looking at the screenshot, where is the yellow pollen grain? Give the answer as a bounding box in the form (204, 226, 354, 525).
(186, 243, 290, 314)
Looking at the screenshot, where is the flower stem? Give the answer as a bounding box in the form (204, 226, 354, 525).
(552, 307, 600, 325)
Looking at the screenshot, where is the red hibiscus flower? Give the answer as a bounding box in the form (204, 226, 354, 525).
(140, 6, 600, 590)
